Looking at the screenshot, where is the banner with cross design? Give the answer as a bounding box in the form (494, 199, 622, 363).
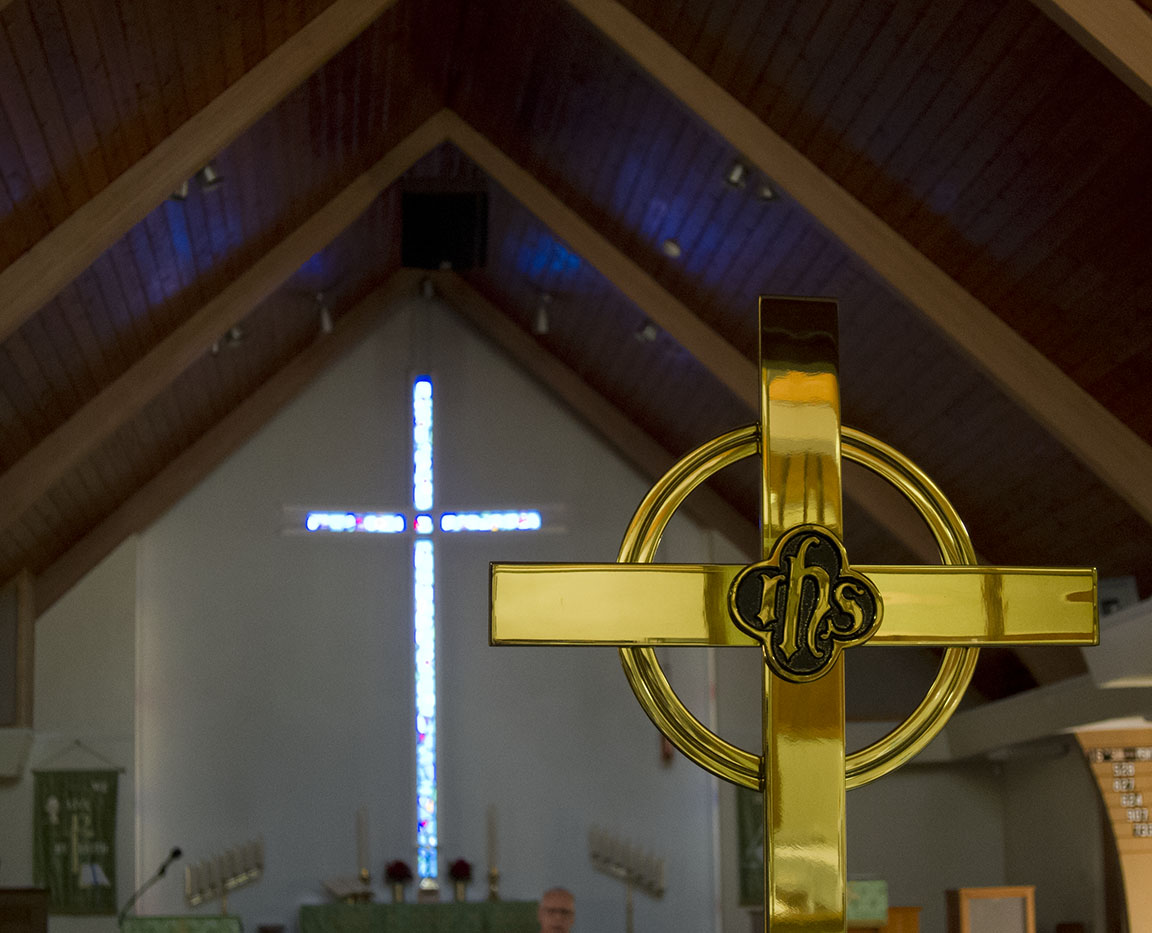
(33, 769, 118, 914)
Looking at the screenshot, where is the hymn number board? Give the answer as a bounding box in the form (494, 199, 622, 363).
(1086, 746, 1152, 849)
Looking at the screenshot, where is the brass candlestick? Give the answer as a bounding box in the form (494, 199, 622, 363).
(487, 868, 500, 901)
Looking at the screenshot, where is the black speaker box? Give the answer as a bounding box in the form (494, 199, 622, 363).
(401, 190, 488, 270)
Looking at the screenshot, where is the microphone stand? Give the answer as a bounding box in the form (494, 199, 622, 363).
(118, 852, 180, 925)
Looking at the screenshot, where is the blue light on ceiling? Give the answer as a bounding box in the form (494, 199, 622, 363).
(516, 235, 582, 278)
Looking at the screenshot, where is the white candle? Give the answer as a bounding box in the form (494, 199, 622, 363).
(356, 806, 369, 875)
(486, 805, 498, 870)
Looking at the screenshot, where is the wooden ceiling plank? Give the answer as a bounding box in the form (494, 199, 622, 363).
(0, 0, 401, 344)
(430, 271, 758, 558)
(442, 111, 759, 409)
(0, 18, 74, 230)
(568, 0, 1152, 527)
(0, 111, 450, 535)
(32, 271, 423, 617)
(28, 1, 113, 197)
(1030, 0, 1152, 107)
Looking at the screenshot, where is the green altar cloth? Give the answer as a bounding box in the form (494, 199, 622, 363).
(299, 901, 537, 933)
(121, 918, 242, 933)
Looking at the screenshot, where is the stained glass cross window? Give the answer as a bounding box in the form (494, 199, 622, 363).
(300, 375, 543, 881)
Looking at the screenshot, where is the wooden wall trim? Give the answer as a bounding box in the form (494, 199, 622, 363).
(1031, 0, 1152, 107)
(33, 272, 423, 617)
(0, 113, 449, 536)
(14, 569, 32, 725)
(0, 0, 400, 344)
(430, 271, 759, 558)
(566, 0, 1152, 529)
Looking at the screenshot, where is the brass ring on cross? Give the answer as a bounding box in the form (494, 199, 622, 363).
(616, 424, 980, 790)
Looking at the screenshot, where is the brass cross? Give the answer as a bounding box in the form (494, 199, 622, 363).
(490, 299, 1097, 932)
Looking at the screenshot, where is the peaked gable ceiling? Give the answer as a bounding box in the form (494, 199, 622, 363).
(1, 0, 1151, 707)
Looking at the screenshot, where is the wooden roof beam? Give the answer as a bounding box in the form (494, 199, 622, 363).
(33, 271, 425, 617)
(440, 111, 940, 560)
(1030, 0, 1152, 108)
(0, 0, 401, 342)
(0, 113, 450, 534)
(566, 0, 1152, 529)
(429, 271, 759, 558)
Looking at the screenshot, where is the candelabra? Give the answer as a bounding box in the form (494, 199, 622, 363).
(587, 826, 664, 933)
(185, 839, 264, 912)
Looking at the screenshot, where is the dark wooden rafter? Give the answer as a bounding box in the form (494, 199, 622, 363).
(1030, 0, 1152, 107)
(566, 0, 1152, 529)
(32, 271, 425, 616)
(0, 112, 451, 534)
(0, 0, 402, 342)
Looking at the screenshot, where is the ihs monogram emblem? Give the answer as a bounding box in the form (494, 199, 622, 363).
(728, 525, 883, 682)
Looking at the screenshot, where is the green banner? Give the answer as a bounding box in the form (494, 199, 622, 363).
(33, 769, 118, 915)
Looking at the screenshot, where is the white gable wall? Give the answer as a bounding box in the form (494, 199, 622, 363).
(133, 297, 717, 932)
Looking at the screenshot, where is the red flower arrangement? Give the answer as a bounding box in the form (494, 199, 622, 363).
(384, 860, 413, 883)
(448, 858, 473, 882)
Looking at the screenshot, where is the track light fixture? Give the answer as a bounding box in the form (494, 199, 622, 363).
(756, 180, 777, 202)
(533, 293, 552, 336)
(634, 320, 660, 343)
(725, 160, 749, 188)
(197, 163, 224, 191)
(211, 325, 245, 356)
(317, 292, 334, 336)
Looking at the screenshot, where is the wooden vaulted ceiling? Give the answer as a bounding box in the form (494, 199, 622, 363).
(1, 0, 1150, 704)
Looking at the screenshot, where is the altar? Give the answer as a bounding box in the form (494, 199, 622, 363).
(299, 901, 538, 933)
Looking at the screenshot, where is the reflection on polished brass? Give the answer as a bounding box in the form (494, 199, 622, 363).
(487, 297, 1099, 932)
(490, 563, 1096, 646)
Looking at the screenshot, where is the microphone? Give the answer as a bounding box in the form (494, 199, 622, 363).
(158, 847, 182, 876)
(118, 846, 183, 923)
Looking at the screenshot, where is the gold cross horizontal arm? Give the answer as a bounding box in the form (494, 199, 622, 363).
(489, 563, 1097, 646)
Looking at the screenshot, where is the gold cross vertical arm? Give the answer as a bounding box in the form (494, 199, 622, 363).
(489, 298, 1097, 932)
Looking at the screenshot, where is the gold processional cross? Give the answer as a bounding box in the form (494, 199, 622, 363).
(490, 299, 1098, 932)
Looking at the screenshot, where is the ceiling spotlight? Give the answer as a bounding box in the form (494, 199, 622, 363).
(533, 293, 552, 336)
(221, 325, 245, 349)
(196, 163, 224, 191)
(661, 238, 682, 259)
(209, 327, 243, 356)
(170, 180, 189, 202)
(635, 319, 660, 343)
(318, 294, 333, 336)
(725, 160, 749, 189)
(756, 180, 777, 202)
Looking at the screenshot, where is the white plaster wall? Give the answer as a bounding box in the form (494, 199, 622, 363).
(133, 298, 718, 932)
(0, 537, 137, 933)
(1002, 747, 1108, 933)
